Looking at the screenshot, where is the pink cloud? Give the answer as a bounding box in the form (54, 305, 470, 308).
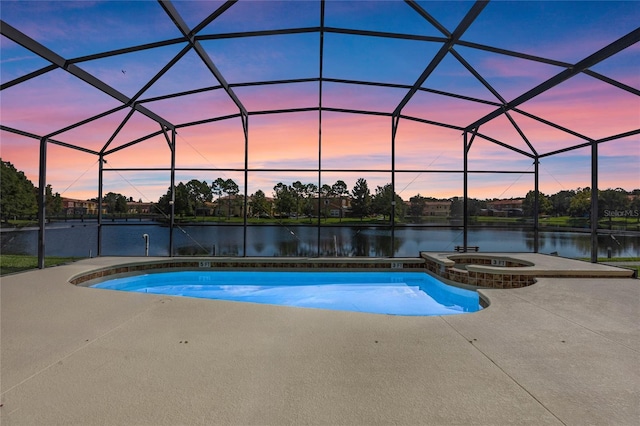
(1, 69, 123, 136)
(402, 90, 497, 129)
(2, 80, 637, 203)
(248, 112, 320, 168)
(478, 55, 563, 80)
(144, 90, 240, 127)
(322, 83, 406, 114)
(175, 118, 246, 169)
(520, 75, 640, 141)
(234, 82, 319, 113)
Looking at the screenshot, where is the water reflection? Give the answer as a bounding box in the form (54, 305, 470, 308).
(1, 222, 638, 259)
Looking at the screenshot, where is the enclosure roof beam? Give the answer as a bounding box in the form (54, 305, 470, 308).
(1, 38, 187, 91)
(393, 1, 488, 117)
(0, 64, 57, 91)
(469, 131, 535, 159)
(68, 38, 186, 64)
(449, 47, 506, 104)
(457, 39, 640, 97)
(189, 1, 237, 37)
(1, 125, 100, 156)
(504, 111, 537, 156)
(42, 105, 129, 140)
(0, 125, 43, 140)
(405, 0, 451, 38)
(596, 128, 640, 144)
(538, 129, 640, 159)
(582, 69, 640, 97)
(447, 45, 542, 154)
(137, 76, 502, 111)
(456, 40, 571, 68)
(158, 0, 248, 117)
(323, 27, 446, 43)
(0, 20, 175, 131)
(103, 130, 165, 156)
(511, 108, 594, 143)
(465, 27, 640, 132)
(130, 44, 193, 103)
(176, 113, 244, 129)
(100, 108, 137, 155)
(196, 26, 446, 44)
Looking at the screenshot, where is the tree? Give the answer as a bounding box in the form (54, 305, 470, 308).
(569, 187, 591, 218)
(371, 184, 405, 221)
(467, 198, 486, 216)
(351, 178, 371, 220)
(409, 194, 427, 218)
(185, 179, 212, 218)
(630, 191, 640, 222)
(318, 184, 332, 218)
(223, 178, 239, 218)
(0, 159, 38, 220)
(330, 180, 349, 220)
(302, 183, 318, 219)
(103, 192, 128, 214)
(291, 181, 306, 218)
(273, 182, 294, 217)
(155, 188, 171, 217)
(174, 183, 192, 216)
(449, 197, 463, 218)
(331, 180, 348, 199)
(598, 188, 629, 218)
(211, 178, 225, 217)
(319, 184, 332, 197)
(549, 190, 576, 216)
(45, 184, 63, 215)
(250, 189, 270, 217)
(522, 190, 552, 216)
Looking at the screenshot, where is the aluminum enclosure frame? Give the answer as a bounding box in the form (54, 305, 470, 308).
(1, 0, 638, 267)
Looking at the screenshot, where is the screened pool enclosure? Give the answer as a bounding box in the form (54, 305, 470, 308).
(1, 1, 638, 267)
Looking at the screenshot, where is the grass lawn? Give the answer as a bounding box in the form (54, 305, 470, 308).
(581, 257, 640, 277)
(0, 255, 80, 276)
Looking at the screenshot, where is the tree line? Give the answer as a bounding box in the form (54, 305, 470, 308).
(0, 160, 62, 220)
(151, 177, 407, 220)
(150, 177, 640, 221)
(2, 159, 639, 222)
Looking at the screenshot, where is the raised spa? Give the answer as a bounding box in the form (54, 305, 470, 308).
(90, 270, 482, 316)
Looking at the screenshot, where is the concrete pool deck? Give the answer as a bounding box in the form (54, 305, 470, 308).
(1, 256, 638, 425)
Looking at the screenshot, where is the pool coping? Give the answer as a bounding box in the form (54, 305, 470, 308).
(69, 253, 636, 292)
(420, 251, 635, 288)
(69, 256, 427, 286)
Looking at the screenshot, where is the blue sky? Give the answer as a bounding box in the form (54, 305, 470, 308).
(1, 0, 638, 201)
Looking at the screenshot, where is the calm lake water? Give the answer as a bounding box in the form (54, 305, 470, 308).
(1, 221, 638, 259)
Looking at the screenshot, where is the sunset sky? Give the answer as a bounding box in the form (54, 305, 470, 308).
(1, 0, 638, 203)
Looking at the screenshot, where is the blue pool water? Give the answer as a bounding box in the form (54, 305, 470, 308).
(90, 271, 482, 316)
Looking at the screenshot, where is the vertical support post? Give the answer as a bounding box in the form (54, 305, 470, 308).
(242, 112, 249, 257)
(97, 155, 104, 256)
(37, 137, 47, 269)
(390, 115, 399, 257)
(317, 122, 322, 257)
(533, 157, 540, 253)
(590, 141, 598, 263)
(316, 1, 325, 257)
(169, 128, 176, 257)
(463, 132, 469, 252)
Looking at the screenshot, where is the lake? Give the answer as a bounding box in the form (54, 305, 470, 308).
(2, 220, 638, 259)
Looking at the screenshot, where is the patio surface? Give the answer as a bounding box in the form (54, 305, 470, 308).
(1, 256, 638, 425)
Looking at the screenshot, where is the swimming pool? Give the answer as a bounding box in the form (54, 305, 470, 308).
(90, 271, 482, 316)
